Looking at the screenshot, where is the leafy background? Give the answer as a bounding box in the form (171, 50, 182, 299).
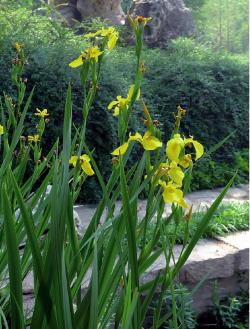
(0, 0, 248, 202)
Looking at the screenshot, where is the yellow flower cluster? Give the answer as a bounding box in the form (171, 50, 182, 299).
(69, 27, 119, 69)
(69, 154, 94, 176)
(85, 27, 119, 51)
(28, 135, 40, 143)
(108, 85, 140, 117)
(69, 46, 103, 68)
(156, 133, 204, 208)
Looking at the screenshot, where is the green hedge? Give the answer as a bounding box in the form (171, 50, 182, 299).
(0, 6, 248, 202)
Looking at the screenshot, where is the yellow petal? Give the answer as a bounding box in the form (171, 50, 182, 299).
(113, 107, 120, 117)
(166, 134, 184, 162)
(169, 162, 184, 186)
(108, 33, 118, 51)
(0, 124, 4, 135)
(108, 100, 119, 110)
(179, 154, 192, 168)
(184, 137, 204, 160)
(81, 161, 95, 176)
(128, 132, 143, 143)
(193, 140, 204, 160)
(160, 181, 187, 208)
(69, 54, 84, 68)
(111, 142, 129, 156)
(142, 131, 162, 150)
(69, 155, 78, 167)
(80, 154, 91, 162)
(127, 85, 140, 101)
(84, 31, 101, 38)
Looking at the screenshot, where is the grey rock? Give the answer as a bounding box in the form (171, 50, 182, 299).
(130, 0, 195, 46)
(48, 0, 125, 25)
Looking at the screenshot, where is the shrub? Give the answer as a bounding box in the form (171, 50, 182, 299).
(0, 5, 248, 202)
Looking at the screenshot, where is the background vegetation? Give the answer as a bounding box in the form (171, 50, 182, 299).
(0, 0, 248, 202)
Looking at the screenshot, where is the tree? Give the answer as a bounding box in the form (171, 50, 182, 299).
(186, 0, 249, 53)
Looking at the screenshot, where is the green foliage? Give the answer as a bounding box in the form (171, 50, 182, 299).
(186, 0, 249, 53)
(142, 202, 249, 246)
(0, 6, 248, 202)
(212, 290, 249, 329)
(146, 284, 197, 329)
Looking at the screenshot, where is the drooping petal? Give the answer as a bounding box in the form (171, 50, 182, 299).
(166, 134, 184, 162)
(108, 32, 118, 51)
(111, 142, 129, 156)
(108, 100, 119, 110)
(184, 137, 204, 160)
(84, 31, 101, 38)
(159, 181, 187, 208)
(128, 132, 143, 143)
(113, 107, 120, 117)
(69, 54, 85, 68)
(81, 161, 95, 176)
(193, 140, 204, 160)
(142, 131, 162, 150)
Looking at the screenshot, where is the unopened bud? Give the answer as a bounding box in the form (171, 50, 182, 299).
(185, 205, 193, 221)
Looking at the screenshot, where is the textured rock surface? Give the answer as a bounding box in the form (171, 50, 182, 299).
(130, 0, 195, 46)
(48, 0, 125, 25)
(22, 231, 249, 315)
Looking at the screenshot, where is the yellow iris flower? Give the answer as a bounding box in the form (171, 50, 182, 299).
(69, 46, 103, 68)
(111, 131, 162, 156)
(35, 108, 49, 118)
(15, 42, 24, 52)
(166, 134, 204, 163)
(128, 131, 162, 151)
(108, 85, 140, 117)
(0, 124, 4, 136)
(128, 15, 152, 30)
(159, 180, 187, 209)
(85, 27, 119, 51)
(69, 154, 94, 176)
(28, 135, 40, 143)
(134, 16, 152, 26)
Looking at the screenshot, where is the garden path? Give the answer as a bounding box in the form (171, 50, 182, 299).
(74, 184, 249, 230)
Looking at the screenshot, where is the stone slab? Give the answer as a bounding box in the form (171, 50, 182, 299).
(74, 184, 249, 229)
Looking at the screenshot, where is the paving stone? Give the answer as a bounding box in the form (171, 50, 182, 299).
(216, 231, 249, 271)
(74, 184, 249, 230)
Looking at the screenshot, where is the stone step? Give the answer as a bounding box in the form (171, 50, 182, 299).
(22, 231, 249, 316)
(141, 231, 249, 313)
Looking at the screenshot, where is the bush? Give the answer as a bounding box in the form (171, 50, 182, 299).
(0, 5, 248, 202)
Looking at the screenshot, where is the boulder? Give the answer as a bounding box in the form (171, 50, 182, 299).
(48, 0, 125, 25)
(129, 0, 195, 46)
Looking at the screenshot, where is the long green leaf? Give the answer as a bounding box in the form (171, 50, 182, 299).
(2, 186, 24, 329)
